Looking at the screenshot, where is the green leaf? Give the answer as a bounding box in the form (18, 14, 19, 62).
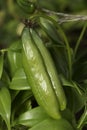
(8, 40, 22, 52)
(14, 106, 49, 127)
(39, 17, 64, 45)
(75, 47, 87, 61)
(77, 105, 87, 129)
(6, 50, 22, 78)
(29, 118, 74, 130)
(12, 90, 33, 119)
(10, 68, 31, 90)
(11, 90, 20, 102)
(73, 61, 87, 81)
(12, 91, 32, 109)
(61, 108, 76, 126)
(0, 53, 4, 79)
(74, 22, 87, 58)
(1, 70, 10, 85)
(60, 74, 74, 87)
(0, 84, 11, 130)
(60, 74, 82, 94)
(6, 40, 23, 78)
(65, 87, 85, 113)
(50, 46, 69, 78)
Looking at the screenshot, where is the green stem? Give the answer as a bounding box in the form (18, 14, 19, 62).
(57, 26, 72, 79)
(74, 22, 87, 58)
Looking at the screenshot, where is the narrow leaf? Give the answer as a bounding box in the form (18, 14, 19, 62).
(14, 106, 49, 127)
(77, 106, 87, 129)
(0, 84, 11, 130)
(0, 53, 4, 79)
(65, 87, 85, 113)
(50, 47, 69, 78)
(60, 74, 83, 95)
(39, 17, 63, 45)
(29, 118, 74, 130)
(12, 90, 33, 119)
(60, 74, 74, 87)
(9, 40, 22, 52)
(10, 68, 31, 90)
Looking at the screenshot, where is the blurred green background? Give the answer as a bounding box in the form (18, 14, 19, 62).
(0, 0, 87, 49)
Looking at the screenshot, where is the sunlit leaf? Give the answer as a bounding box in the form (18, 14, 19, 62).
(10, 68, 30, 90)
(6, 50, 22, 78)
(29, 118, 74, 130)
(8, 40, 22, 52)
(14, 106, 49, 127)
(1, 70, 10, 85)
(0, 83, 11, 130)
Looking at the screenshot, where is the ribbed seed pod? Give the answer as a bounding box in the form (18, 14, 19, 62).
(30, 28, 67, 111)
(22, 27, 61, 119)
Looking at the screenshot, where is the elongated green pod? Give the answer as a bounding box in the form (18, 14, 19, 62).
(22, 27, 61, 119)
(30, 28, 67, 111)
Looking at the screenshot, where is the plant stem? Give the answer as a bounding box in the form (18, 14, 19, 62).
(41, 8, 87, 24)
(74, 22, 87, 58)
(58, 28, 72, 79)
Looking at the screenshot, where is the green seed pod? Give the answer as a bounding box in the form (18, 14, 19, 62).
(22, 27, 61, 119)
(30, 28, 67, 111)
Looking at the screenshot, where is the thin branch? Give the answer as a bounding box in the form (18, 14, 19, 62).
(74, 22, 87, 57)
(42, 8, 87, 24)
